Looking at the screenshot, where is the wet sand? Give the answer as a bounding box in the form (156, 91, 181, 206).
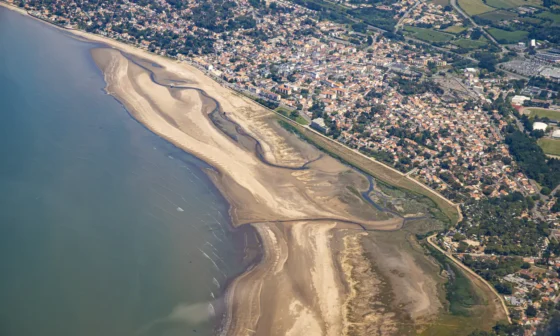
(88, 45, 446, 335)
(0, 3, 449, 331)
(0, 3, 510, 334)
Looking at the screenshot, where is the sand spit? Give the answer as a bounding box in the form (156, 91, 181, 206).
(90, 46, 445, 335)
(85, 41, 446, 335)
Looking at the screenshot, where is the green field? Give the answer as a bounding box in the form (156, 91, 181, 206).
(444, 25, 467, 34)
(537, 11, 560, 24)
(275, 107, 309, 125)
(484, 0, 542, 9)
(453, 38, 489, 48)
(538, 138, 560, 156)
(527, 108, 560, 121)
(488, 27, 529, 43)
(477, 9, 519, 21)
(458, 0, 496, 15)
(403, 26, 454, 42)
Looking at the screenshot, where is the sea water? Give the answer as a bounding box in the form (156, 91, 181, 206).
(0, 7, 256, 336)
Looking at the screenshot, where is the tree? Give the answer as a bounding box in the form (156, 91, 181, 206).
(526, 305, 538, 317)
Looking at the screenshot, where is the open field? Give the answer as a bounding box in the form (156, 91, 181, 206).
(278, 120, 461, 226)
(403, 25, 454, 43)
(484, 0, 542, 9)
(458, 0, 496, 16)
(538, 138, 560, 156)
(444, 25, 467, 33)
(453, 38, 489, 48)
(275, 106, 309, 125)
(526, 107, 560, 121)
(488, 27, 528, 43)
(537, 11, 560, 24)
(477, 9, 519, 21)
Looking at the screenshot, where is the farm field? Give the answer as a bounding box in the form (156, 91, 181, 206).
(477, 9, 519, 21)
(526, 108, 560, 121)
(488, 27, 528, 43)
(452, 38, 489, 48)
(484, 0, 541, 9)
(538, 138, 560, 156)
(444, 25, 467, 33)
(458, 0, 496, 15)
(403, 25, 454, 42)
(537, 11, 560, 24)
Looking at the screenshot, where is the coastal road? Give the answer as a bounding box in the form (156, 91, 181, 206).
(427, 235, 512, 324)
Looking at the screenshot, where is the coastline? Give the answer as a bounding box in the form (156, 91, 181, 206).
(1, 3, 505, 334)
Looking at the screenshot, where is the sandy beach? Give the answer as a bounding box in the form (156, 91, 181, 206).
(88, 45, 446, 335)
(0, 3, 503, 334)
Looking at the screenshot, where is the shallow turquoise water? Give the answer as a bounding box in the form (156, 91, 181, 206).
(0, 7, 256, 336)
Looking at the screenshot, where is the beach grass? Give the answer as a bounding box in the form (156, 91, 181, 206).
(419, 243, 506, 335)
(458, 0, 496, 16)
(538, 138, 560, 156)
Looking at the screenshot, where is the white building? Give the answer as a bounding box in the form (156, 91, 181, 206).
(511, 95, 530, 105)
(552, 129, 560, 138)
(533, 122, 548, 131)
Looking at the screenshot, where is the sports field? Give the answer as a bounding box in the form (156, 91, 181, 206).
(458, 0, 496, 16)
(538, 138, 560, 156)
(526, 108, 560, 121)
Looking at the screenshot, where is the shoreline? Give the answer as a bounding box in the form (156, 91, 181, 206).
(1, 3, 504, 334)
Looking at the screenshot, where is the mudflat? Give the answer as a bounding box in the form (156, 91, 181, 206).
(90, 44, 446, 335)
(0, 3, 507, 335)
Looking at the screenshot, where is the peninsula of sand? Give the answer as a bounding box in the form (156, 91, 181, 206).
(0, 3, 507, 334)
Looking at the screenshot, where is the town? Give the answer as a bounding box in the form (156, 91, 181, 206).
(7, 0, 560, 333)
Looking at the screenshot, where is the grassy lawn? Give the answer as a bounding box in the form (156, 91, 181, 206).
(527, 107, 560, 121)
(488, 27, 529, 43)
(444, 25, 467, 34)
(538, 138, 560, 156)
(484, 0, 542, 9)
(403, 25, 454, 42)
(452, 38, 489, 48)
(275, 107, 309, 125)
(458, 0, 496, 15)
(477, 9, 519, 21)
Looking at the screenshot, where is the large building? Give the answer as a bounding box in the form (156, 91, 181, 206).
(533, 122, 548, 131)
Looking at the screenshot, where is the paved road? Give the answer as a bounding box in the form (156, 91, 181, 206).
(450, 0, 505, 51)
(394, 0, 421, 33)
(427, 235, 512, 323)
